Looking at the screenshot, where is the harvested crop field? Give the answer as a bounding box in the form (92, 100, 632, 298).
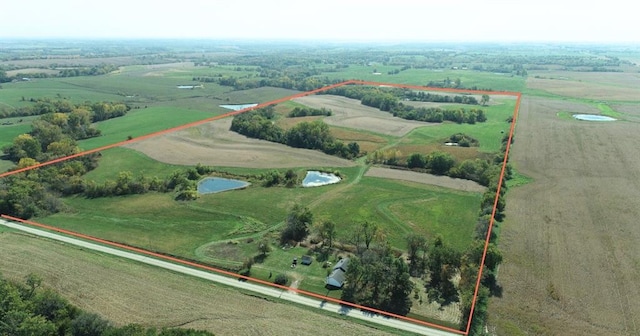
(0, 232, 393, 336)
(527, 71, 640, 101)
(127, 118, 356, 168)
(489, 96, 640, 335)
(293, 95, 435, 136)
(366, 167, 485, 193)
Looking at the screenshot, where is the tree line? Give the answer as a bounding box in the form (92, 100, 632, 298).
(0, 97, 129, 120)
(288, 106, 332, 118)
(230, 106, 360, 159)
(323, 86, 486, 124)
(0, 273, 214, 336)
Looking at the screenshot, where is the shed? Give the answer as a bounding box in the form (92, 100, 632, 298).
(325, 258, 350, 288)
(301, 255, 313, 265)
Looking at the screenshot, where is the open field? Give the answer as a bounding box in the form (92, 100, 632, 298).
(0, 232, 398, 336)
(489, 96, 640, 335)
(127, 117, 357, 168)
(319, 66, 527, 92)
(294, 95, 437, 137)
(526, 70, 640, 101)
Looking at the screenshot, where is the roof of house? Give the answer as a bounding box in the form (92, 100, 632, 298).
(332, 257, 349, 272)
(326, 258, 350, 288)
(326, 268, 346, 288)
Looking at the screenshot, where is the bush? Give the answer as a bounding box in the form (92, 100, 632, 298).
(274, 274, 289, 286)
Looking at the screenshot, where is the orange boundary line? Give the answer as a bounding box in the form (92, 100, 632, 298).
(0, 80, 520, 335)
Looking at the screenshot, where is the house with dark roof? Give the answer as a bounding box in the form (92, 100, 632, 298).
(325, 258, 349, 288)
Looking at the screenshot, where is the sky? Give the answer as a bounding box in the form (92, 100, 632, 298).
(1, 0, 638, 43)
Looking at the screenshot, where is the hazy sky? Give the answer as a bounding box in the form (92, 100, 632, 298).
(1, 0, 637, 43)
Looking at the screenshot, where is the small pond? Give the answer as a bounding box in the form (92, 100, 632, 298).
(197, 177, 250, 194)
(219, 103, 258, 111)
(302, 171, 341, 187)
(573, 114, 616, 121)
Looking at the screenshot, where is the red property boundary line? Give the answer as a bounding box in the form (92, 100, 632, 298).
(0, 80, 521, 335)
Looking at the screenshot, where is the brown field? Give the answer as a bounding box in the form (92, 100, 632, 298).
(127, 118, 356, 168)
(293, 95, 436, 137)
(6, 68, 60, 76)
(527, 71, 640, 101)
(0, 232, 395, 336)
(366, 167, 485, 193)
(488, 96, 640, 335)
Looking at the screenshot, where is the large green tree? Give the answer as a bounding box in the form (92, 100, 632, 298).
(280, 204, 313, 243)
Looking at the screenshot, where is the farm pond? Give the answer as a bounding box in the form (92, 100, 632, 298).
(219, 103, 258, 111)
(573, 114, 616, 121)
(302, 171, 341, 187)
(197, 177, 250, 194)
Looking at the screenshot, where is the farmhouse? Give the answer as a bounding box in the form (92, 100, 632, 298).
(325, 258, 349, 288)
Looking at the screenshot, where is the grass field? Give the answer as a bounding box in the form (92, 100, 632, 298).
(403, 98, 516, 153)
(77, 106, 215, 150)
(83, 147, 187, 183)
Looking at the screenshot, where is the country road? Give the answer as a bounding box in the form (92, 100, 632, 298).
(0, 218, 460, 336)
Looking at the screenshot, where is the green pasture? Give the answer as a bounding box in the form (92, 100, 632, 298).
(403, 98, 516, 153)
(83, 147, 187, 183)
(311, 176, 481, 251)
(77, 106, 215, 150)
(0, 123, 31, 149)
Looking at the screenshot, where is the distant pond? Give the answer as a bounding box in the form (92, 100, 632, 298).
(219, 103, 258, 111)
(197, 177, 250, 194)
(573, 114, 616, 121)
(302, 171, 341, 187)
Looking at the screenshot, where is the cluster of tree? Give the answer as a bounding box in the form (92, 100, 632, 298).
(449, 133, 480, 147)
(280, 204, 313, 244)
(323, 86, 486, 124)
(202, 72, 340, 92)
(288, 106, 332, 118)
(2, 111, 103, 164)
(0, 155, 99, 218)
(340, 221, 414, 316)
(260, 169, 298, 187)
(325, 86, 480, 106)
(230, 106, 360, 159)
(403, 90, 479, 105)
(0, 273, 214, 336)
(58, 64, 119, 77)
(0, 97, 129, 120)
(404, 151, 456, 175)
(391, 105, 486, 124)
(0, 70, 10, 83)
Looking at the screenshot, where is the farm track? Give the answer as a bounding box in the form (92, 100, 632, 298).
(0, 218, 459, 336)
